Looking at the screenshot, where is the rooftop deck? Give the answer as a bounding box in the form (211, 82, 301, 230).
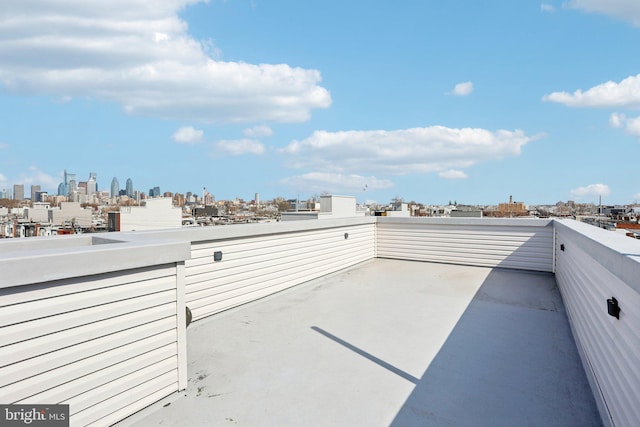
(121, 259, 600, 426)
(3, 216, 637, 426)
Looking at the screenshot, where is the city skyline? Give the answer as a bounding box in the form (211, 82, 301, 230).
(1, 1, 640, 205)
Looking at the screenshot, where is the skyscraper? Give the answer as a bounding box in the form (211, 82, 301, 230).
(111, 177, 120, 198)
(13, 184, 24, 201)
(58, 169, 77, 196)
(30, 185, 41, 201)
(87, 173, 97, 195)
(126, 178, 133, 197)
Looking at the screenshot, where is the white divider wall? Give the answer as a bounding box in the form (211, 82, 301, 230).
(0, 235, 190, 427)
(554, 220, 640, 427)
(0, 264, 186, 426)
(376, 217, 554, 272)
(185, 222, 375, 321)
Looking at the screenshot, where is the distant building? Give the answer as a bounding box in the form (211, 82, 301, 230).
(77, 182, 87, 195)
(13, 184, 24, 201)
(281, 195, 364, 221)
(30, 185, 41, 201)
(126, 178, 133, 197)
(58, 170, 77, 197)
(149, 186, 161, 198)
(490, 195, 528, 217)
(373, 201, 411, 217)
(108, 198, 181, 232)
(34, 191, 48, 202)
(111, 177, 120, 198)
(87, 172, 98, 195)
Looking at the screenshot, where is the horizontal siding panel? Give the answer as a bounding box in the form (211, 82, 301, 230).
(186, 236, 370, 284)
(7, 342, 176, 404)
(378, 250, 552, 271)
(190, 249, 370, 313)
(186, 224, 375, 320)
(2, 254, 183, 427)
(187, 244, 370, 299)
(61, 359, 176, 413)
(376, 222, 553, 272)
(0, 265, 176, 307)
(0, 316, 175, 389)
(186, 232, 372, 287)
(187, 227, 372, 275)
(1, 276, 176, 327)
(2, 304, 176, 368)
(555, 224, 640, 427)
(2, 290, 175, 345)
(191, 250, 373, 319)
(78, 374, 177, 427)
(86, 382, 177, 427)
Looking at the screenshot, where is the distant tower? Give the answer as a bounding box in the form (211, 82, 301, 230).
(13, 184, 24, 201)
(255, 192, 260, 205)
(87, 173, 98, 195)
(30, 185, 41, 201)
(126, 178, 134, 197)
(110, 177, 120, 198)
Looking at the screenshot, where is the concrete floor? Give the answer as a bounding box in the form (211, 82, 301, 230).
(121, 259, 601, 427)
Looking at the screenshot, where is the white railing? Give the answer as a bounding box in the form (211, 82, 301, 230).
(554, 219, 640, 427)
(1, 217, 638, 426)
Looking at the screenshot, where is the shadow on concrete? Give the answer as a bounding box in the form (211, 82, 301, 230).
(387, 267, 602, 426)
(312, 326, 420, 384)
(311, 267, 602, 427)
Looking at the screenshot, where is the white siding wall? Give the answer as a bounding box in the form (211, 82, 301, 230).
(0, 264, 185, 427)
(376, 217, 554, 272)
(554, 220, 640, 427)
(185, 223, 375, 320)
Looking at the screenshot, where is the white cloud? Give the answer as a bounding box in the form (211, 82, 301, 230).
(0, 1, 331, 123)
(214, 139, 265, 156)
(281, 172, 393, 193)
(609, 112, 625, 128)
(451, 81, 474, 96)
(172, 126, 204, 144)
(18, 166, 60, 190)
(0, 143, 9, 149)
(609, 112, 640, 138)
(243, 125, 273, 138)
(543, 73, 640, 108)
(282, 126, 538, 176)
(570, 183, 611, 199)
(567, 0, 640, 26)
(541, 4, 556, 12)
(438, 169, 468, 179)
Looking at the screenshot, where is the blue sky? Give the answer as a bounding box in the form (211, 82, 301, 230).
(1, 0, 640, 205)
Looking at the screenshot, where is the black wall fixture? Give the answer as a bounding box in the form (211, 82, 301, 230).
(607, 297, 620, 319)
(344, 233, 349, 240)
(186, 306, 193, 327)
(560, 244, 565, 252)
(214, 251, 223, 261)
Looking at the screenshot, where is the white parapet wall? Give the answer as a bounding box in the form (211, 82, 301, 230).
(0, 234, 190, 426)
(554, 219, 640, 427)
(134, 216, 377, 322)
(376, 217, 555, 272)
